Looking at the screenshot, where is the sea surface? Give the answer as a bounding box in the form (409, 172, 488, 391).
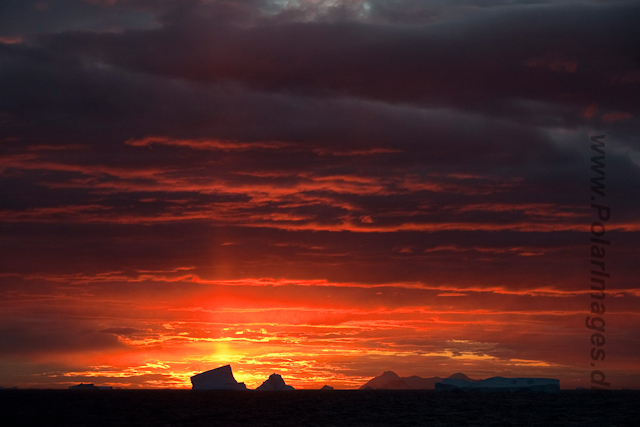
(1, 389, 637, 426)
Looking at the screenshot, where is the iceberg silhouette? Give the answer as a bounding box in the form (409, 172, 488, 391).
(256, 373, 295, 391)
(190, 365, 248, 390)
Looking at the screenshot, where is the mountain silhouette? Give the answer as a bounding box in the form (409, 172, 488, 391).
(360, 371, 478, 390)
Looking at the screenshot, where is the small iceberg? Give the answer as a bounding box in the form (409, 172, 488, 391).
(256, 373, 295, 391)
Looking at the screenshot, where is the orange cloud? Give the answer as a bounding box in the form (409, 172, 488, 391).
(125, 136, 291, 151)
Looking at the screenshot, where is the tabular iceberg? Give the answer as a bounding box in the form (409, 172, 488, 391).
(190, 365, 248, 390)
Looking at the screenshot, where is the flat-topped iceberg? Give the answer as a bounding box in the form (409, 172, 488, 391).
(436, 377, 559, 393)
(191, 365, 248, 390)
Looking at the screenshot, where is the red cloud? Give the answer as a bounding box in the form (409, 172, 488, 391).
(524, 53, 578, 73)
(602, 111, 633, 123)
(583, 103, 597, 119)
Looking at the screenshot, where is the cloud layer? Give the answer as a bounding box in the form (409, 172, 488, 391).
(1, 0, 639, 389)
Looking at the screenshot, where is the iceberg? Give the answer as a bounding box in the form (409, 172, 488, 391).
(190, 365, 248, 390)
(435, 376, 559, 393)
(256, 373, 295, 391)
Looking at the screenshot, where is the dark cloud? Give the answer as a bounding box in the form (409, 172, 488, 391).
(0, 0, 158, 40)
(0, 321, 124, 357)
(41, 1, 640, 127)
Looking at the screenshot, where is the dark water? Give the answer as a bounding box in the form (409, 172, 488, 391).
(1, 389, 638, 426)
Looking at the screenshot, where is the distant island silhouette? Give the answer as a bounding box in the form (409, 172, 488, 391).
(69, 383, 113, 390)
(361, 371, 558, 392)
(360, 371, 478, 390)
(189, 365, 559, 392)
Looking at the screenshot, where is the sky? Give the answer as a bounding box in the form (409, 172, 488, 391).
(1, 0, 639, 390)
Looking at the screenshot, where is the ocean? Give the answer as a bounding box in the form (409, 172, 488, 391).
(1, 389, 637, 426)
